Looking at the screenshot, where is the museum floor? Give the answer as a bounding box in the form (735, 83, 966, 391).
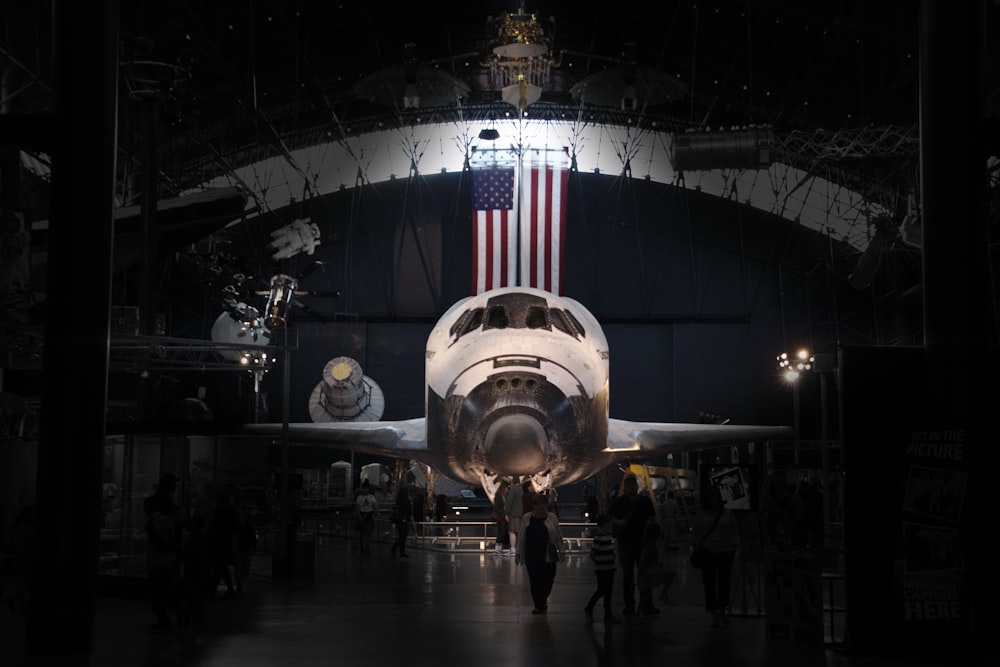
(0, 530, 980, 667)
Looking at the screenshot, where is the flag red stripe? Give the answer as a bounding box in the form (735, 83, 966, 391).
(502, 211, 511, 290)
(527, 164, 537, 289)
(543, 164, 554, 292)
(485, 212, 495, 291)
(520, 158, 566, 293)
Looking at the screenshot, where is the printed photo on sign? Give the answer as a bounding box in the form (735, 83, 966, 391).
(708, 465, 751, 510)
(901, 522, 964, 573)
(901, 465, 966, 522)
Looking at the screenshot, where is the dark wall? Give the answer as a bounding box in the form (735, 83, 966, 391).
(128, 169, 906, 432)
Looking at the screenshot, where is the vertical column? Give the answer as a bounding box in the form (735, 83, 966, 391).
(25, 0, 119, 656)
(139, 96, 159, 335)
(918, 0, 993, 658)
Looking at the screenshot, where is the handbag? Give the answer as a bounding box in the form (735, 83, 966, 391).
(689, 511, 722, 569)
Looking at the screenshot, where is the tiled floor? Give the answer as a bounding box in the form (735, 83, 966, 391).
(0, 530, 977, 667)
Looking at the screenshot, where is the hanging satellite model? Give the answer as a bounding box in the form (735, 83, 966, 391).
(308, 356, 385, 422)
(209, 302, 272, 364)
(486, 3, 558, 110)
(354, 42, 469, 109)
(568, 42, 688, 111)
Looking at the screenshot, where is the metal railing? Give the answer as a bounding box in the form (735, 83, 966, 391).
(262, 516, 597, 554)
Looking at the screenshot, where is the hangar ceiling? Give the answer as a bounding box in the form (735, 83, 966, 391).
(7, 1, 982, 207)
(1, 1, 999, 374)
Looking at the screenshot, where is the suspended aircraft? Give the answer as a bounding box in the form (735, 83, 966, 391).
(243, 286, 793, 498)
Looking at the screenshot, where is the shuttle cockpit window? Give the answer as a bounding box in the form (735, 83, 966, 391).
(482, 292, 553, 331)
(559, 309, 586, 338)
(484, 305, 509, 330)
(551, 309, 579, 338)
(525, 305, 549, 330)
(450, 308, 484, 339)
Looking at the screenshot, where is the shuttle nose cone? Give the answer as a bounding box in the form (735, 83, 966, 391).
(483, 414, 548, 475)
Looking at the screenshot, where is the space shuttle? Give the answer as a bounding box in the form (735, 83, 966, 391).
(243, 286, 793, 496)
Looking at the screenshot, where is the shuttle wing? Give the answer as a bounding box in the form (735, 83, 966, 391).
(606, 419, 794, 455)
(243, 418, 428, 460)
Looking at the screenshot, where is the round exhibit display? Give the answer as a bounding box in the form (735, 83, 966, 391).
(308, 356, 385, 422)
(210, 304, 272, 362)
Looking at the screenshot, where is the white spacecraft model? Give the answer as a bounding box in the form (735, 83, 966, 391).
(246, 287, 792, 498)
(210, 303, 271, 362)
(308, 356, 385, 423)
(269, 218, 321, 261)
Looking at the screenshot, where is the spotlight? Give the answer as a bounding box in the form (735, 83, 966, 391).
(777, 349, 815, 381)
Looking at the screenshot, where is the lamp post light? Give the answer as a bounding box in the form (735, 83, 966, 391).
(778, 348, 838, 548)
(777, 349, 814, 467)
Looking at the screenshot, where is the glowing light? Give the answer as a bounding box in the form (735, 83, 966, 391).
(777, 349, 814, 381)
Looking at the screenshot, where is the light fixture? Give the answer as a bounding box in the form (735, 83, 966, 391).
(479, 127, 500, 141)
(777, 349, 815, 381)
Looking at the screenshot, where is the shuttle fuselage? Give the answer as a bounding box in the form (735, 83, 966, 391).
(424, 288, 611, 488)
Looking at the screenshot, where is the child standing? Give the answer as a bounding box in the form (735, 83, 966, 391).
(584, 513, 621, 624)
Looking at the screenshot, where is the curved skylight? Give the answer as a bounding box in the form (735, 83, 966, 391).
(198, 116, 884, 251)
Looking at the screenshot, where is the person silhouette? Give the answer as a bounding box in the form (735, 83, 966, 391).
(206, 486, 238, 600)
(690, 484, 740, 628)
(515, 493, 564, 614)
(143, 473, 181, 633)
(355, 480, 379, 554)
(584, 512, 620, 624)
(389, 484, 413, 558)
(608, 475, 656, 616)
(504, 477, 525, 557)
(234, 502, 257, 592)
(492, 482, 511, 555)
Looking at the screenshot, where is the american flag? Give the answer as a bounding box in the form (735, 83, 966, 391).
(471, 159, 517, 294)
(520, 150, 569, 294)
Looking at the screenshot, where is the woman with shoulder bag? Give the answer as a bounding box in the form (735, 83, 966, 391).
(515, 492, 564, 614)
(689, 485, 740, 628)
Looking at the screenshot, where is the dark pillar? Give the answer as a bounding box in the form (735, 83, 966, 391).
(139, 97, 159, 336)
(24, 0, 119, 657)
(920, 5, 990, 373)
(919, 0, 994, 659)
